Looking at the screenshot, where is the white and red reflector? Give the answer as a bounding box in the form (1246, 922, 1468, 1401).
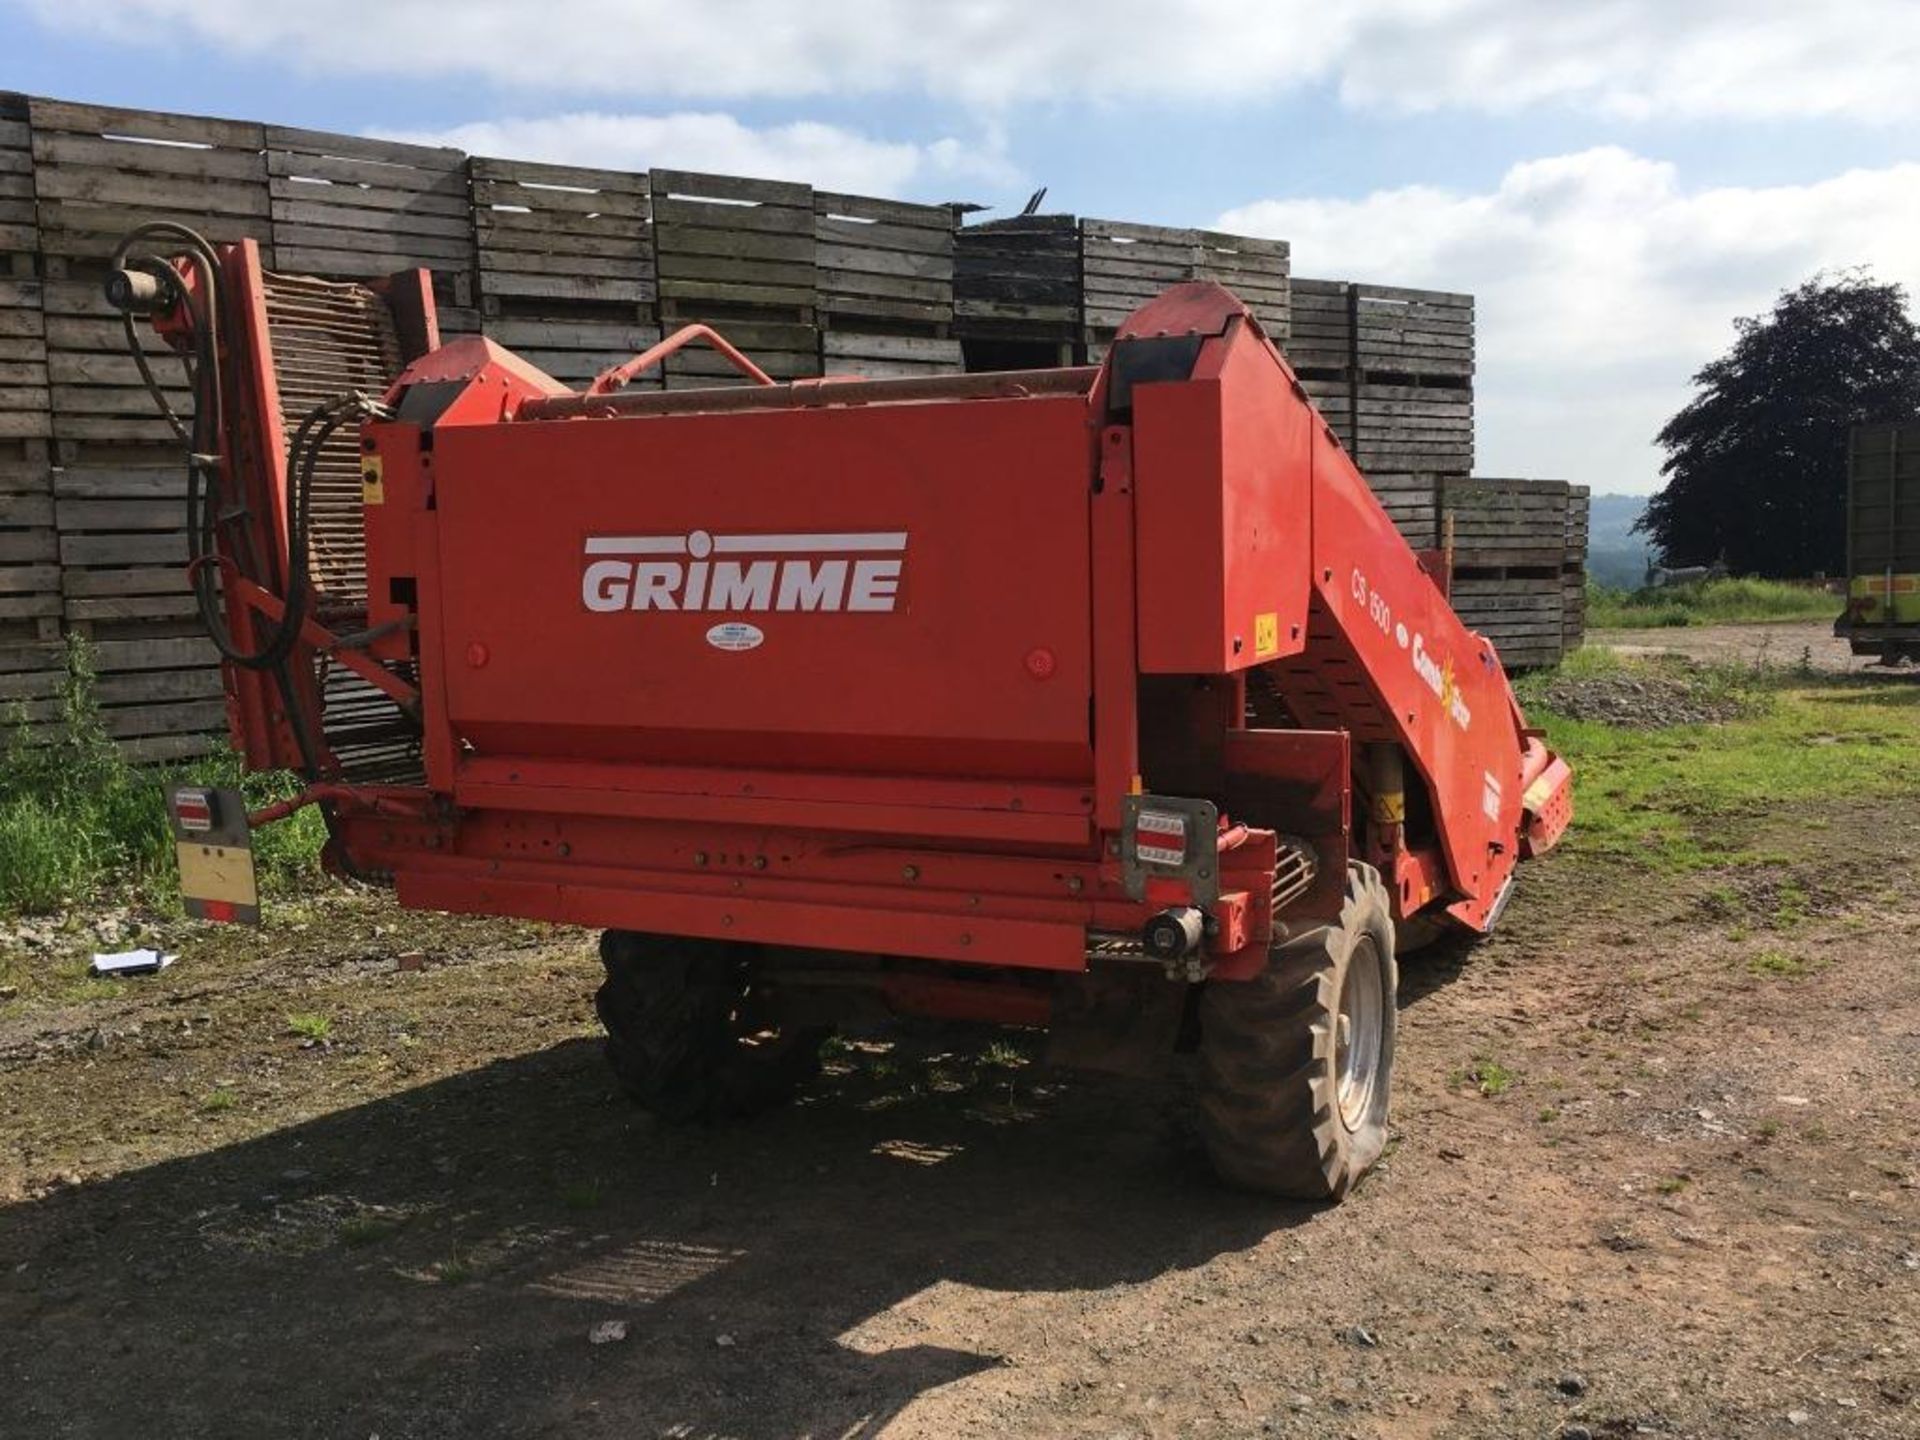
(174, 788, 215, 834)
(1134, 808, 1189, 867)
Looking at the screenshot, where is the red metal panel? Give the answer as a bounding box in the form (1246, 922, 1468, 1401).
(1131, 323, 1312, 674)
(427, 396, 1096, 781)
(395, 869, 1089, 970)
(1306, 419, 1522, 927)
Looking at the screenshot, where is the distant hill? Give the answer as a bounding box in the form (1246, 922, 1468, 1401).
(1585, 493, 1654, 588)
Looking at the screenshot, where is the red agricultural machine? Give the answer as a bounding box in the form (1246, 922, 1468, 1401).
(110, 225, 1569, 1200)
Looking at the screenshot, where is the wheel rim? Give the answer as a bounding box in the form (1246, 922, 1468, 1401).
(1335, 936, 1383, 1130)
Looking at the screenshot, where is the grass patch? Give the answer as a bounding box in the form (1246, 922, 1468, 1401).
(1519, 658, 1920, 871)
(1587, 578, 1838, 630)
(1747, 949, 1813, 979)
(286, 1012, 333, 1041)
(1454, 1055, 1515, 1097)
(1654, 1174, 1692, 1195)
(0, 638, 326, 916)
(202, 1087, 238, 1113)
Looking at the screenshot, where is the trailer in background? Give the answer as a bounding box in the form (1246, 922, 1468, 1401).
(1839, 421, 1920, 662)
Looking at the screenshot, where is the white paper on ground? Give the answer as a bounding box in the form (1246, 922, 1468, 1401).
(90, 948, 176, 976)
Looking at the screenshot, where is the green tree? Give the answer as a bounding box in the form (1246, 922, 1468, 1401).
(1640, 272, 1920, 576)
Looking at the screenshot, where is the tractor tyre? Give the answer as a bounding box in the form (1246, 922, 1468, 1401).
(595, 931, 827, 1122)
(1197, 863, 1397, 1201)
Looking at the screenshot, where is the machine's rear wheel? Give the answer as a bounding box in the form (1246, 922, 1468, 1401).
(1197, 863, 1397, 1200)
(595, 931, 827, 1121)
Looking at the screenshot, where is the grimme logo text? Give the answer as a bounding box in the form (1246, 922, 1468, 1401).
(582, 531, 905, 613)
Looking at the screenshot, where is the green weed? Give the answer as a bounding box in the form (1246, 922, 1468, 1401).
(1747, 949, 1812, 979)
(202, 1087, 238, 1113)
(0, 637, 326, 916)
(286, 1013, 333, 1041)
(1655, 1174, 1692, 1195)
(1464, 1056, 1515, 1097)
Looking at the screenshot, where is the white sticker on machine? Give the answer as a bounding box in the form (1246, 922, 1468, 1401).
(1135, 809, 1189, 867)
(706, 621, 765, 652)
(1481, 771, 1503, 823)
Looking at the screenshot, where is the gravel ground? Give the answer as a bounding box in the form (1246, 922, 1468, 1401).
(1586, 619, 1873, 673)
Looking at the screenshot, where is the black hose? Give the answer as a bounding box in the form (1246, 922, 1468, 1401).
(108, 223, 384, 678)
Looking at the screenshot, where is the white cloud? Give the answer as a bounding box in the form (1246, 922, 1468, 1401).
(1220, 150, 1920, 492)
(375, 112, 1017, 197)
(20, 0, 1920, 121)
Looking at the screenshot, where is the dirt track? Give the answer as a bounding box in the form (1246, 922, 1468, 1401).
(3, 704, 1919, 1437)
(1587, 619, 1869, 672)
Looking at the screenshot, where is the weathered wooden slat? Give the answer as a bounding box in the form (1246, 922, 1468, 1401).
(473, 155, 647, 193)
(264, 125, 463, 171)
(652, 169, 810, 208)
(30, 98, 263, 152)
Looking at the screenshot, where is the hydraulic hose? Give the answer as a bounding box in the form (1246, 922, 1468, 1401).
(107, 224, 387, 676)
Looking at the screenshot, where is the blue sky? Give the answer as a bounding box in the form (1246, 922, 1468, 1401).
(6, 1, 1918, 493)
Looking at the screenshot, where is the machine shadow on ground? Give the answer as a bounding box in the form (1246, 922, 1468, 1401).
(0, 1023, 1331, 1439)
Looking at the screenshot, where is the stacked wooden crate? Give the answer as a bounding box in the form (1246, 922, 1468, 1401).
(29, 98, 273, 758)
(1441, 477, 1571, 669)
(1194, 230, 1290, 340)
(649, 170, 818, 389)
(1563, 484, 1590, 651)
(1351, 285, 1473, 474)
(953, 214, 1082, 369)
(815, 191, 958, 379)
(1285, 278, 1476, 553)
(471, 156, 657, 389)
(1077, 220, 1290, 363)
(265, 127, 477, 336)
(0, 92, 62, 738)
(1079, 220, 1202, 364)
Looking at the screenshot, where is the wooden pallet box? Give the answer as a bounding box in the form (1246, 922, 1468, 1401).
(51, 444, 198, 627)
(0, 637, 67, 747)
(1449, 572, 1566, 670)
(51, 450, 223, 757)
(652, 169, 816, 317)
(265, 126, 476, 329)
(821, 329, 962, 380)
(471, 156, 658, 389)
(1286, 278, 1354, 373)
(0, 277, 50, 445)
(1353, 283, 1473, 381)
(28, 98, 272, 270)
(1080, 219, 1201, 337)
(0, 93, 37, 265)
(815, 191, 953, 328)
(0, 451, 58, 645)
(1442, 477, 1570, 569)
(954, 214, 1080, 349)
(1195, 230, 1289, 339)
(650, 170, 819, 387)
(1355, 381, 1473, 474)
(1563, 483, 1591, 650)
(40, 277, 194, 446)
(1363, 473, 1441, 551)
(1297, 373, 1353, 449)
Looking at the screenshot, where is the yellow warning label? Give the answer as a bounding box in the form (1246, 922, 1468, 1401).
(1253, 611, 1279, 657)
(177, 841, 259, 908)
(361, 455, 385, 506)
(1371, 791, 1406, 824)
